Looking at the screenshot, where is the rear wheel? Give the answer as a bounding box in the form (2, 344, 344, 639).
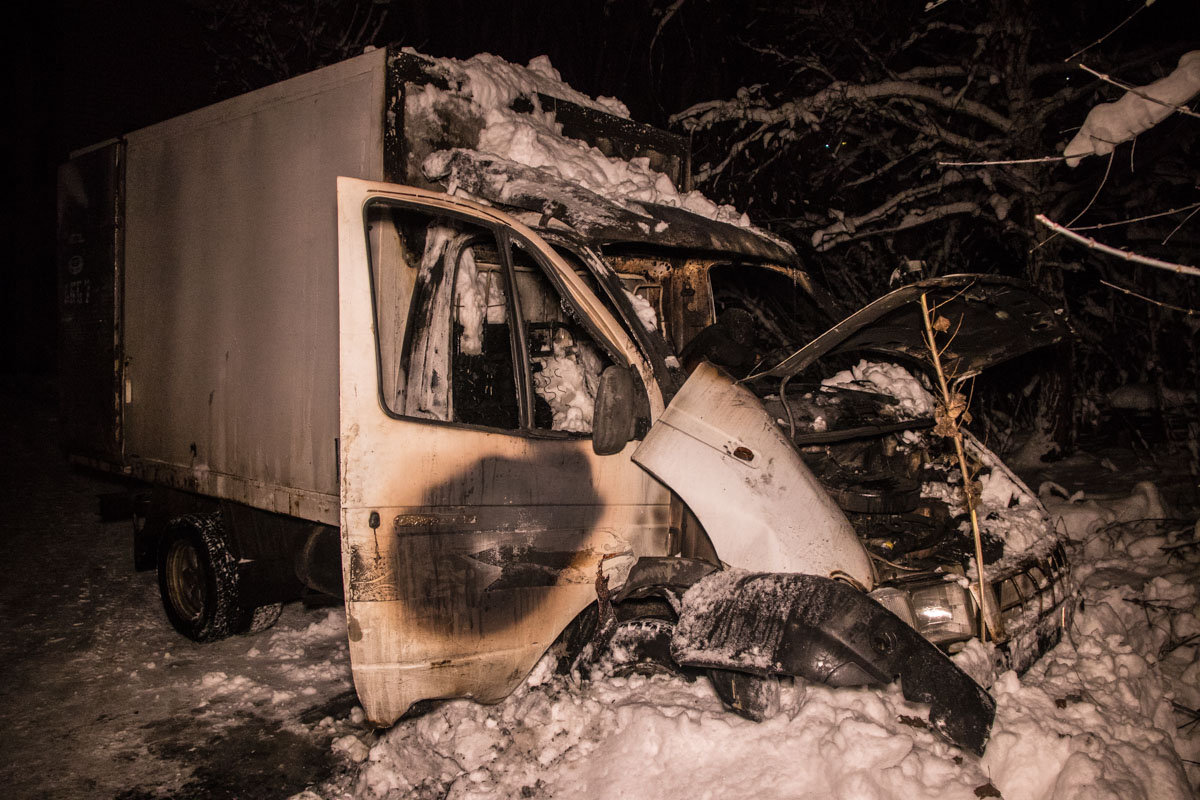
(157, 512, 280, 642)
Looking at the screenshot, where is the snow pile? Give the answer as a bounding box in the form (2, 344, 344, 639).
(425, 51, 630, 120)
(969, 436, 1056, 559)
(981, 486, 1198, 798)
(453, 246, 506, 356)
(624, 289, 659, 331)
(307, 484, 1197, 800)
(347, 661, 990, 800)
(466, 109, 751, 227)
(249, 608, 347, 661)
(413, 52, 755, 230)
(531, 329, 603, 433)
(822, 359, 936, 418)
(1038, 480, 1170, 553)
(1063, 51, 1200, 167)
(919, 435, 1057, 569)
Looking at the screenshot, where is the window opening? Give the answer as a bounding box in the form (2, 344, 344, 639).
(449, 235, 519, 429)
(366, 199, 519, 428)
(514, 246, 612, 434)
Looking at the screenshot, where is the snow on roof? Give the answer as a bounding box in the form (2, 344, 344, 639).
(408, 48, 632, 120)
(408, 49, 784, 248)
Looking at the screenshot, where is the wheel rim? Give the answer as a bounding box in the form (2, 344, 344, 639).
(165, 538, 207, 624)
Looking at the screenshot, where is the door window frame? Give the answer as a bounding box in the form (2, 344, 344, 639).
(361, 195, 637, 437)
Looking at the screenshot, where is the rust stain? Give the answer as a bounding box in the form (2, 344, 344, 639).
(393, 512, 477, 530)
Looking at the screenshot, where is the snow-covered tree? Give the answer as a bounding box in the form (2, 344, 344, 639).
(668, 0, 1198, 457)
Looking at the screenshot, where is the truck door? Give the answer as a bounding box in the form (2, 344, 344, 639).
(335, 178, 671, 725)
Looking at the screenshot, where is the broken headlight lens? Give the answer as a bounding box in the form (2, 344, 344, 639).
(908, 580, 976, 644)
(871, 578, 977, 646)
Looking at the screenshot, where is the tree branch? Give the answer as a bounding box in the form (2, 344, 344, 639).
(1035, 214, 1200, 278)
(673, 78, 1013, 133)
(815, 196, 980, 251)
(1099, 280, 1199, 316)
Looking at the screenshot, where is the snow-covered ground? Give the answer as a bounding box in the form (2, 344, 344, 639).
(299, 481, 1199, 800)
(0, 381, 359, 798)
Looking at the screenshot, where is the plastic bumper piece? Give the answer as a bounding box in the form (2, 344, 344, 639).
(670, 570, 996, 755)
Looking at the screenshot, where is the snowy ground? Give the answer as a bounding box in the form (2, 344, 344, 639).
(302, 466, 1200, 800)
(0, 380, 359, 799)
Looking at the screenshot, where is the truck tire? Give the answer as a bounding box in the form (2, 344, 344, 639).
(157, 512, 248, 642)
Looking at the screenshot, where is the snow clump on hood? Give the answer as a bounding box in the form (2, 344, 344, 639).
(821, 359, 936, 418)
(413, 50, 756, 231)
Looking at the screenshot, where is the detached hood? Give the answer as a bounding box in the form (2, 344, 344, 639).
(752, 274, 1068, 381)
(426, 149, 795, 263)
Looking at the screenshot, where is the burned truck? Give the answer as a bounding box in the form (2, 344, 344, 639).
(58, 47, 1073, 755)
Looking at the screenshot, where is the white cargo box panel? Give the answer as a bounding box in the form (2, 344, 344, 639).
(122, 48, 389, 525)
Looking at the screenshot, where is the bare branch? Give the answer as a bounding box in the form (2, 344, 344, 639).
(1036, 152, 1115, 256)
(815, 199, 980, 251)
(896, 65, 968, 81)
(650, 0, 689, 53)
(692, 121, 772, 183)
(845, 149, 923, 189)
(814, 171, 966, 244)
(1035, 214, 1200, 278)
(939, 155, 1071, 166)
(1070, 150, 1115, 227)
(1069, 202, 1200, 231)
(1164, 205, 1200, 244)
(871, 98, 991, 153)
(1064, 3, 1150, 63)
(1099, 280, 1199, 315)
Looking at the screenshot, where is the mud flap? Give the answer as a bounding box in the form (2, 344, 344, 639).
(670, 570, 996, 755)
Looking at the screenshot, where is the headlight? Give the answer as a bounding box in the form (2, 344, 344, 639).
(868, 586, 916, 627)
(909, 580, 976, 644)
(871, 578, 977, 645)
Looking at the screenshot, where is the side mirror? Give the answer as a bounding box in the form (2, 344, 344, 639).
(592, 365, 638, 455)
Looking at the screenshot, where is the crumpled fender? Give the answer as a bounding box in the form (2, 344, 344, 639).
(632, 362, 875, 587)
(670, 569, 996, 755)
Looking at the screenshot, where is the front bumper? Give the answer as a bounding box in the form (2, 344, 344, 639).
(670, 570, 997, 755)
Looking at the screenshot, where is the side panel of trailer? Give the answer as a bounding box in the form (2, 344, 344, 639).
(121, 49, 390, 525)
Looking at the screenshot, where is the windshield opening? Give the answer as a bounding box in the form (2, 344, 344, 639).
(707, 264, 832, 375)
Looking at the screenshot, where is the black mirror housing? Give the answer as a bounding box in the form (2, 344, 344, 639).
(592, 365, 638, 455)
